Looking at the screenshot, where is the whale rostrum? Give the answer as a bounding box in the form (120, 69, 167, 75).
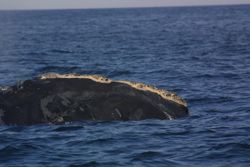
(0, 73, 189, 125)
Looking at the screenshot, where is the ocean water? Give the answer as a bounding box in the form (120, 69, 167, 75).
(0, 5, 250, 166)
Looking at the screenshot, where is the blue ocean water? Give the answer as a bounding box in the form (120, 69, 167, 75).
(0, 5, 250, 166)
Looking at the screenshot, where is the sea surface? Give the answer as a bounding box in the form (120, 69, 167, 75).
(0, 5, 250, 167)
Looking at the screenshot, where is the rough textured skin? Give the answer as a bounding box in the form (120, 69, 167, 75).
(0, 73, 189, 125)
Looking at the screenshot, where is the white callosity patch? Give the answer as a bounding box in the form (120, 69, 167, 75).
(118, 80, 187, 107)
(39, 73, 187, 107)
(40, 73, 112, 84)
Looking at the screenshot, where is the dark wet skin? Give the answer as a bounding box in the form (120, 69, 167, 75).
(0, 78, 188, 125)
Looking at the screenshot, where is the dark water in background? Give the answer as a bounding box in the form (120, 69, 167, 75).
(0, 5, 250, 166)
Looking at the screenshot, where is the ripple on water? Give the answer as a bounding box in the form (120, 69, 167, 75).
(0, 5, 250, 167)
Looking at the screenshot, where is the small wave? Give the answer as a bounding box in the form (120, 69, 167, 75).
(69, 161, 99, 167)
(1, 126, 27, 132)
(0, 145, 19, 157)
(26, 52, 49, 56)
(130, 151, 182, 165)
(65, 137, 114, 146)
(107, 70, 133, 78)
(38, 66, 80, 73)
(188, 96, 233, 104)
(50, 49, 73, 54)
(152, 130, 190, 137)
(0, 143, 43, 161)
(53, 126, 84, 132)
(78, 69, 110, 76)
(191, 142, 250, 161)
(68, 161, 119, 167)
(192, 73, 240, 80)
(131, 151, 163, 161)
(85, 137, 114, 145)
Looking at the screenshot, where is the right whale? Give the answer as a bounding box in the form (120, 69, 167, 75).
(0, 73, 189, 125)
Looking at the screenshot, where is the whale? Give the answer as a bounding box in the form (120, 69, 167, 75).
(0, 73, 189, 125)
